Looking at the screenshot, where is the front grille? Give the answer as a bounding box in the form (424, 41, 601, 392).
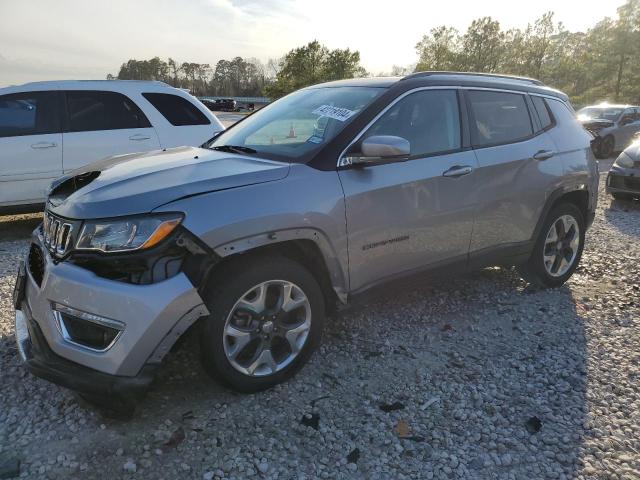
(610, 174, 640, 191)
(28, 244, 45, 287)
(42, 211, 74, 257)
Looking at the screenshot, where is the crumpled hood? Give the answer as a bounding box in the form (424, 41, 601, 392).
(579, 118, 614, 134)
(48, 147, 290, 219)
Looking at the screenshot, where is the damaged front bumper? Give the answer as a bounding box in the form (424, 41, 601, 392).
(14, 230, 209, 398)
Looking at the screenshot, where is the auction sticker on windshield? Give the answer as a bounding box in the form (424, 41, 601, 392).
(312, 105, 356, 122)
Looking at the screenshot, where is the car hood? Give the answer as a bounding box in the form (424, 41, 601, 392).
(47, 147, 290, 219)
(579, 118, 614, 132)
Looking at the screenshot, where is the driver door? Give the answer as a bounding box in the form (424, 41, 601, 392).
(337, 89, 477, 292)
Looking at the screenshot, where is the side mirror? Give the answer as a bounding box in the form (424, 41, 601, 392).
(350, 135, 410, 166)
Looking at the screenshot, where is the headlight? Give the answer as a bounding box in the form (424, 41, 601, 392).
(614, 152, 634, 169)
(76, 214, 183, 253)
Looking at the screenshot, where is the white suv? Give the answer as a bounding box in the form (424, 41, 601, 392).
(0, 80, 224, 212)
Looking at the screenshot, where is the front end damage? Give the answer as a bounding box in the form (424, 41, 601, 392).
(14, 217, 216, 407)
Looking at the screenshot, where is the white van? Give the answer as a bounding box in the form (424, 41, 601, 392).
(0, 80, 224, 212)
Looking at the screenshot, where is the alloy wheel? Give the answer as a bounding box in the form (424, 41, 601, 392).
(543, 214, 580, 277)
(223, 280, 312, 377)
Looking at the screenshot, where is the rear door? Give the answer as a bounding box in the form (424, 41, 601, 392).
(466, 89, 561, 256)
(62, 90, 161, 172)
(0, 91, 62, 206)
(338, 88, 478, 292)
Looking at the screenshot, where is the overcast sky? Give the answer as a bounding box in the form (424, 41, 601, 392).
(0, 0, 626, 87)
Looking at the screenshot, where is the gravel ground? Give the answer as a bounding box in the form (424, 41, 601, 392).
(0, 161, 639, 479)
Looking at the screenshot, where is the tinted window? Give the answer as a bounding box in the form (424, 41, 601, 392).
(363, 90, 461, 157)
(142, 93, 210, 126)
(0, 91, 60, 138)
(531, 96, 553, 130)
(468, 90, 533, 147)
(65, 91, 151, 132)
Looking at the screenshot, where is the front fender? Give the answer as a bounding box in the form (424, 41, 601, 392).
(155, 164, 350, 301)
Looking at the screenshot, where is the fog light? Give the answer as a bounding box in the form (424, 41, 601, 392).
(52, 303, 124, 351)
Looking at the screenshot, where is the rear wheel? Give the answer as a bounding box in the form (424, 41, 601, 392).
(518, 203, 585, 288)
(200, 256, 325, 392)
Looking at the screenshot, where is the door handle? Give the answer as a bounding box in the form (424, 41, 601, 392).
(533, 150, 555, 161)
(129, 134, 151, 141)
(31, 142, 57, 149)
(442, 165, 473, 178)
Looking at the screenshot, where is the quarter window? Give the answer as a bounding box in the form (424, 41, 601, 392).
(468, 90, 533, 147)
(65, 91, 151, 132)
(531, 96, 553, 130)
(142, 93, 210, 126)
(0, 91, 60, 138)
(362, 89, 461, 157)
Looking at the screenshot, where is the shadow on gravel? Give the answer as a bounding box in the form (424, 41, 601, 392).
(0, 214, 42, 241)
(104, 266, 590, 478)
(603, 197, 640, 237)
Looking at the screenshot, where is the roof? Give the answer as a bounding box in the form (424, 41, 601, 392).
(309, 77, 401, 88)
(0, 79, 171, 94)
(308, 72, 567, 100)
(581, 103, 638, 109)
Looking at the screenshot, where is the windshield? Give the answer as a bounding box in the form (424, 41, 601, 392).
(205, 86, 385, 162)
(577, 107, 623, 122)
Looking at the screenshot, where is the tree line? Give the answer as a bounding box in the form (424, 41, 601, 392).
(110, 0, 639, 104)
(413, 0, 639, 105)
(108, 56, 272, 97)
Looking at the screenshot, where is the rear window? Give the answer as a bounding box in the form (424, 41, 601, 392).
(65, 91, 151, 132)
(142, 93, 210, 126)
(0, 91, 60, 138)
(531, 96, 553, 130)
(468, 90, 533, 147)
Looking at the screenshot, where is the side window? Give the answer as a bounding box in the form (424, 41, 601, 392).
(142, 93, 210, 126)
(468, 90, 533, 147)
(0, 91, 59, 138)
(65, 91, 151, 133)
(362, 89, 461, 157)
(531, 96, 553, 130)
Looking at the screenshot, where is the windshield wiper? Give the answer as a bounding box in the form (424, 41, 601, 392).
(211, 145, 257, 155)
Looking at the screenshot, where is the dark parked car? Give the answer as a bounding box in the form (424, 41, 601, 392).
(200, 98, 238, 112)
(607, 139, 640, 200)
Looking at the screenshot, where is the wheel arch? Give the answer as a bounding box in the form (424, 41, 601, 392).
(210, 229, 348, 309)
(532, 187, 591, 243)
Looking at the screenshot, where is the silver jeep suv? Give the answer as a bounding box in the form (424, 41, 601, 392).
(14, 72, 598, 408)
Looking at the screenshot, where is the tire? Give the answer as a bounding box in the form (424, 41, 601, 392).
(599, 135, 615, 159)
(199, 255, 325, 392)
(518, 203, 585, 288)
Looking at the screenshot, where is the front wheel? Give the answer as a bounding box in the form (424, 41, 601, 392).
(518, 203, 585, 288)
(200, 256, 325, 392)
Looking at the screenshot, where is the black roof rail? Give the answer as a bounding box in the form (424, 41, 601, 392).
(402, 71, 544, 86)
